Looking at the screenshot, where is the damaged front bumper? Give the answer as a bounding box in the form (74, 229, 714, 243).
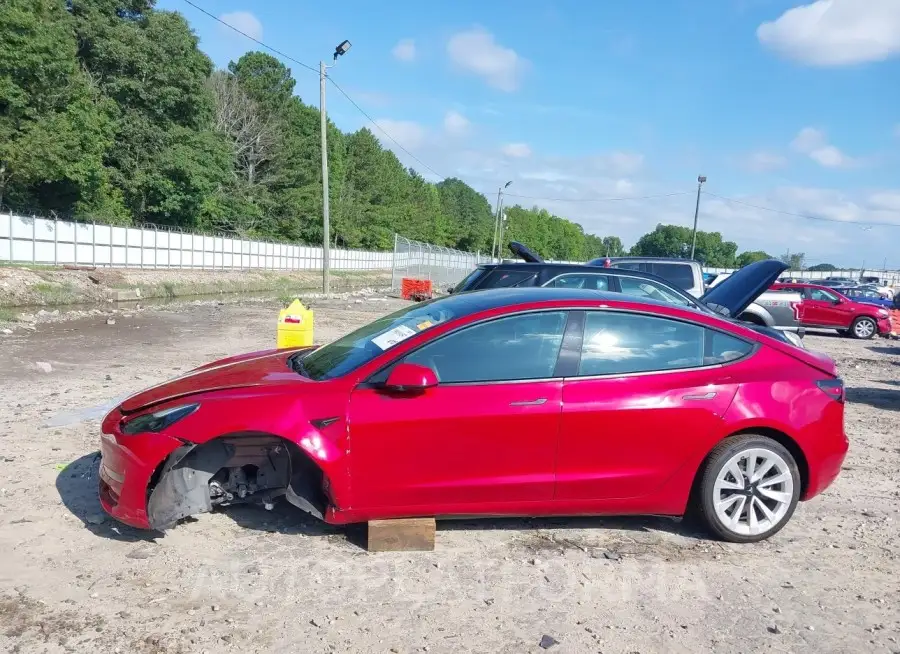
(99, 408, 326, 531)
(98, 420, 184, 530)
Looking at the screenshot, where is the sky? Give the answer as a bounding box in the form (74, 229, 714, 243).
(160, 0, 900, 268)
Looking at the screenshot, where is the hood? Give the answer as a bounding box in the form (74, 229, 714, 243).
(508, 241, 544, 263)
(119, 347, 315, 414)
(700, 259, 788, 317)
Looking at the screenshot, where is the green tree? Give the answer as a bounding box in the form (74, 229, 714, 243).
(779, 252, 806, 270)
(630, 224, 737, 267)
(0, 0, 125, 218)
(807, 262, 837, 271)
(736, 250, 773, 267)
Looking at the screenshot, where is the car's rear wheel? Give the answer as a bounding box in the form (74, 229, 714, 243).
(850, 316, 877, 339)
(694, 435, 800, 543)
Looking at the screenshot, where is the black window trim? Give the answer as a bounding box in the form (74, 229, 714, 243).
(568, 308, 759, 381)
(360, 308, 576, 388)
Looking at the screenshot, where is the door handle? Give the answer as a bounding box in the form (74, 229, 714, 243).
(682, 392, 717, 401)
(509, 398, 547, 406)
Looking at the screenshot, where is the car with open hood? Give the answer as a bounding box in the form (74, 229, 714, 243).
(99, 287, 848, 543)
(454, 245, 804, 348)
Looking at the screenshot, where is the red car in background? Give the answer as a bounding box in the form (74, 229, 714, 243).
(99, 262, 848, 544)
(771, 283, 891, 339)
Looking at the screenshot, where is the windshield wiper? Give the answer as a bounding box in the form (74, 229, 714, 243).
(289, 353, 310, 378)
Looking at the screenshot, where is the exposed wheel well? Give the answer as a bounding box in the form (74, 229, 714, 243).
(738, 312, 766, 326)
(146, 432, 329, 530)
(689, 427, 810, 507)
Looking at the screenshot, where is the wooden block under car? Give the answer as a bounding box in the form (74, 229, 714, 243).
(367, 518, 436, 552)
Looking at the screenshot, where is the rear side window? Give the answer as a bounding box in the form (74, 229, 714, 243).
(649, 263, 696, 290)
(611, 262, 697, 291)
(479, 270, 538, 289)
(617, 276, 693, 307)
(544, 274, 610, 290)
(577, 312, 752, 376)
(452, 268, 487, 293)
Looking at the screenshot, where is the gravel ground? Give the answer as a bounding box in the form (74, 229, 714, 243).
(0, 298, 898, 654)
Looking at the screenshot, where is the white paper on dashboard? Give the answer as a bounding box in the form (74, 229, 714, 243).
(371, 324, 417, 350)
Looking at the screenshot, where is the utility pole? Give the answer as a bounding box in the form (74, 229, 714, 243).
(320, 40, 352, 294)
(689, 175, 707, 260)
(491, 181, 512, 260)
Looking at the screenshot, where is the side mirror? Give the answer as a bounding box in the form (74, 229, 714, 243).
(384, 363, 438, 393)
(832, 298, 842, 305)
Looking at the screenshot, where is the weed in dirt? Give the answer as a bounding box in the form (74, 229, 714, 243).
(0, 307, 17, 322)
(31, 281, 80, 305)
(161, 282, 176, 299)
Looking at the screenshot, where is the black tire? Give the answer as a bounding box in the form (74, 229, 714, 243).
(693, 434, 801, 544)
(850, 316, 877, 340)
(837, 329, 849, 336)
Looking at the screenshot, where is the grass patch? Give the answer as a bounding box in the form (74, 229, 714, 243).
(0, 308, 18, 322)
(31, 281, 81, 305)
(161, 282, 176, 299)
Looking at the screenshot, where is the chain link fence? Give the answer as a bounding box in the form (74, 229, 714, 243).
(391, 235, 490, 293)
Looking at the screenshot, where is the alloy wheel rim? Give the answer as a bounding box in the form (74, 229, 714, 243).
(713, 448, 794, 537)
(855, 319, 875, 338)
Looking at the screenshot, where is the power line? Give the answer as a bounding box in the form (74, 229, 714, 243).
(505, 191, 690, 203)
(326, 77, 449, 180)
(181, 0, 319, 75)
(704, 191, 900, 228)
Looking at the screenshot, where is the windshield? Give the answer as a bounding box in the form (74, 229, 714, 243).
(295, 301, 460, 380)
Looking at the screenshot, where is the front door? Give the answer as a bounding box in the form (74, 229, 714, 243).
(557, 311, 748, 500)
(801, 287, 853, 327)
(348, 311, 571, 511)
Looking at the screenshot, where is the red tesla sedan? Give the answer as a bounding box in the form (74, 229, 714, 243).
(99, 274, 848, 543)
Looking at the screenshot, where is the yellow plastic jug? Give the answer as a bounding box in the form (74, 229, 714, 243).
(277, 299, 314, 349)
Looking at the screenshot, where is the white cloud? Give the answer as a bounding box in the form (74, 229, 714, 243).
(392, 39, 417, 63)
(741, 150, 788, 173)
(447, 27, 528, 91)
(218, 11, 263, 42)
(443, 111, 470, 137)
(501, 143, 532, 158)
(372, 119, 427, 150)
(366, 120, 898, 264)
(757, 0, 900, 66)
(790, 127, 855, 168)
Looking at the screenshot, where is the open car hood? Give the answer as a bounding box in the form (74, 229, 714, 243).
(507, 241, 544, 263)
(700, 259, 788, 317)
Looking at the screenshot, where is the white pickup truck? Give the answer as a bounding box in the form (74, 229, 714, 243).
(708, 272, 804, 332)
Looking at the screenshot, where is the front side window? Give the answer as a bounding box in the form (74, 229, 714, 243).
(577, 312, 752, 376)
(618, 276, 694, 308)
(544, 274, 610, 290)
(403, 311, 569, 383)
(809, 288, 839, 302)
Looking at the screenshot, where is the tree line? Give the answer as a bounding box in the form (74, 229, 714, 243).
(1, 1, 825, 269)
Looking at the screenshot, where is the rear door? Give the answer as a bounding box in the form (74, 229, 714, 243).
(347, 310, 572, 509)
(557, 310, 748, 500)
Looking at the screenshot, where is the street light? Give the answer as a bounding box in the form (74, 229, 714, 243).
(320, 39, 352, 294)
(492, 180, 513, 260)
(689, 175, 707, 260)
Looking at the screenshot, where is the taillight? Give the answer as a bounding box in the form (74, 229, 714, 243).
(816, 379, 844, 403)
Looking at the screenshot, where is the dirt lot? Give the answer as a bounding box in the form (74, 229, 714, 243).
(0, 298, 898, 654)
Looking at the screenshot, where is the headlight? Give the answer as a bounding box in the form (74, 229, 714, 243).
(877, 309, 889, 316)
(121, 403, 199, 435)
